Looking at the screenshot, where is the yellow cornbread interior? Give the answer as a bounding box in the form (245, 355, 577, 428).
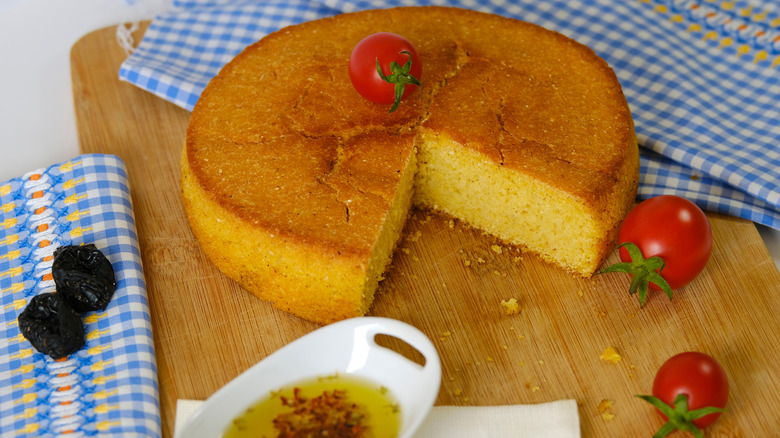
(414, 132, 605, 275)
(360, 147, 418, 315)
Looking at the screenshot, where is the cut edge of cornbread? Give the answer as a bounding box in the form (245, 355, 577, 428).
(413, 129, 639, 276)
(360, 144, 419, 315)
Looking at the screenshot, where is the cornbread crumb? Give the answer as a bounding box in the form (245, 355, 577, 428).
(477, 257, 486, 263)
(401, 248, 410, 255)
(491, 245, 503, 254)
(577, 289, 584, 297)
(464, 260, 472, 267)
(600, 347, 622, 364)
(500, 298, 520, 315)
(598, 399, 615, 420)
(408, 230, 423, 242)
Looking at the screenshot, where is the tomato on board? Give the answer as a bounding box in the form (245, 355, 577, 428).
(348, 32, 422, 112)
(600, 195, 712, 306)
(619, 195, 712, 290)
(638, 352, 728, 438)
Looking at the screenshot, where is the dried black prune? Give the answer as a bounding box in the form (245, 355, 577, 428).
(52, 244, 116, 313)
(18, 292, 85, 359)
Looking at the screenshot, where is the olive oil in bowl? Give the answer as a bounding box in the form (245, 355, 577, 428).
(224, 374, 401, 438)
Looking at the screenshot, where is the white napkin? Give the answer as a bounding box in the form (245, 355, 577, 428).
(175, 399, 580, 437)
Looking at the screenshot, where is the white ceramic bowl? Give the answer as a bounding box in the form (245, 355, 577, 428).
(175, 316, 442, 438)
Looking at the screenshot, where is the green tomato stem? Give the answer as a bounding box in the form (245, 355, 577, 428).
(598, 242, 674, 307)
(375, 50, 421, 113)
(636, 394, 726, 438)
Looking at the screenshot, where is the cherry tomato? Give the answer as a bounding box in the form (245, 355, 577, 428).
(618, 195, 712, 291)
(600, 195, 713, 306)
(638, 352, 728, 437)
(348, 32, 422, 112)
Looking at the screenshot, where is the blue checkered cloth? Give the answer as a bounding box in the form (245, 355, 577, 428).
(120, 0, 780, 229)
(0, 154, 160, 437)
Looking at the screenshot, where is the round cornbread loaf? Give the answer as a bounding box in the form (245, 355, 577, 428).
(182, 6, 639, 324)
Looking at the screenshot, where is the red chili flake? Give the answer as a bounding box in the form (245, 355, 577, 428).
(273, 388, 367, 437)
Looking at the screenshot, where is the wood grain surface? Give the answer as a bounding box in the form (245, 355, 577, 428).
(71, 23, 780, 438)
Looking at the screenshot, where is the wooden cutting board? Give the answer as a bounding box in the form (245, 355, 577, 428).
(71, 22, 780, 438)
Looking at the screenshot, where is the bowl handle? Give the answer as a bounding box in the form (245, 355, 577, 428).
(350, 317, 441, 377)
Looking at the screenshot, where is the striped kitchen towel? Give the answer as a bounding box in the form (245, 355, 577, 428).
(0, 154, 159, 437)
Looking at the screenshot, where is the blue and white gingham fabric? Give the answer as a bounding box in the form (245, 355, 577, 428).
(0, 154, 160, 437)
(120, 0, 780, 229)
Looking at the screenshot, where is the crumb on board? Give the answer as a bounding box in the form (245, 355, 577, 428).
(500, 298, 520, 315)
(577, 289, 584, 297)
(600, 347, 622, 364)
(598, 399, 615, 420)
(491, 244, 503, 254)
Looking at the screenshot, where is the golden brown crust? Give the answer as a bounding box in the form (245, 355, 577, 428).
(183, 6, 639, 323)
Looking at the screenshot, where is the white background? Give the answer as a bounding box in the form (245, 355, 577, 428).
(0, 0, 778, 271)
